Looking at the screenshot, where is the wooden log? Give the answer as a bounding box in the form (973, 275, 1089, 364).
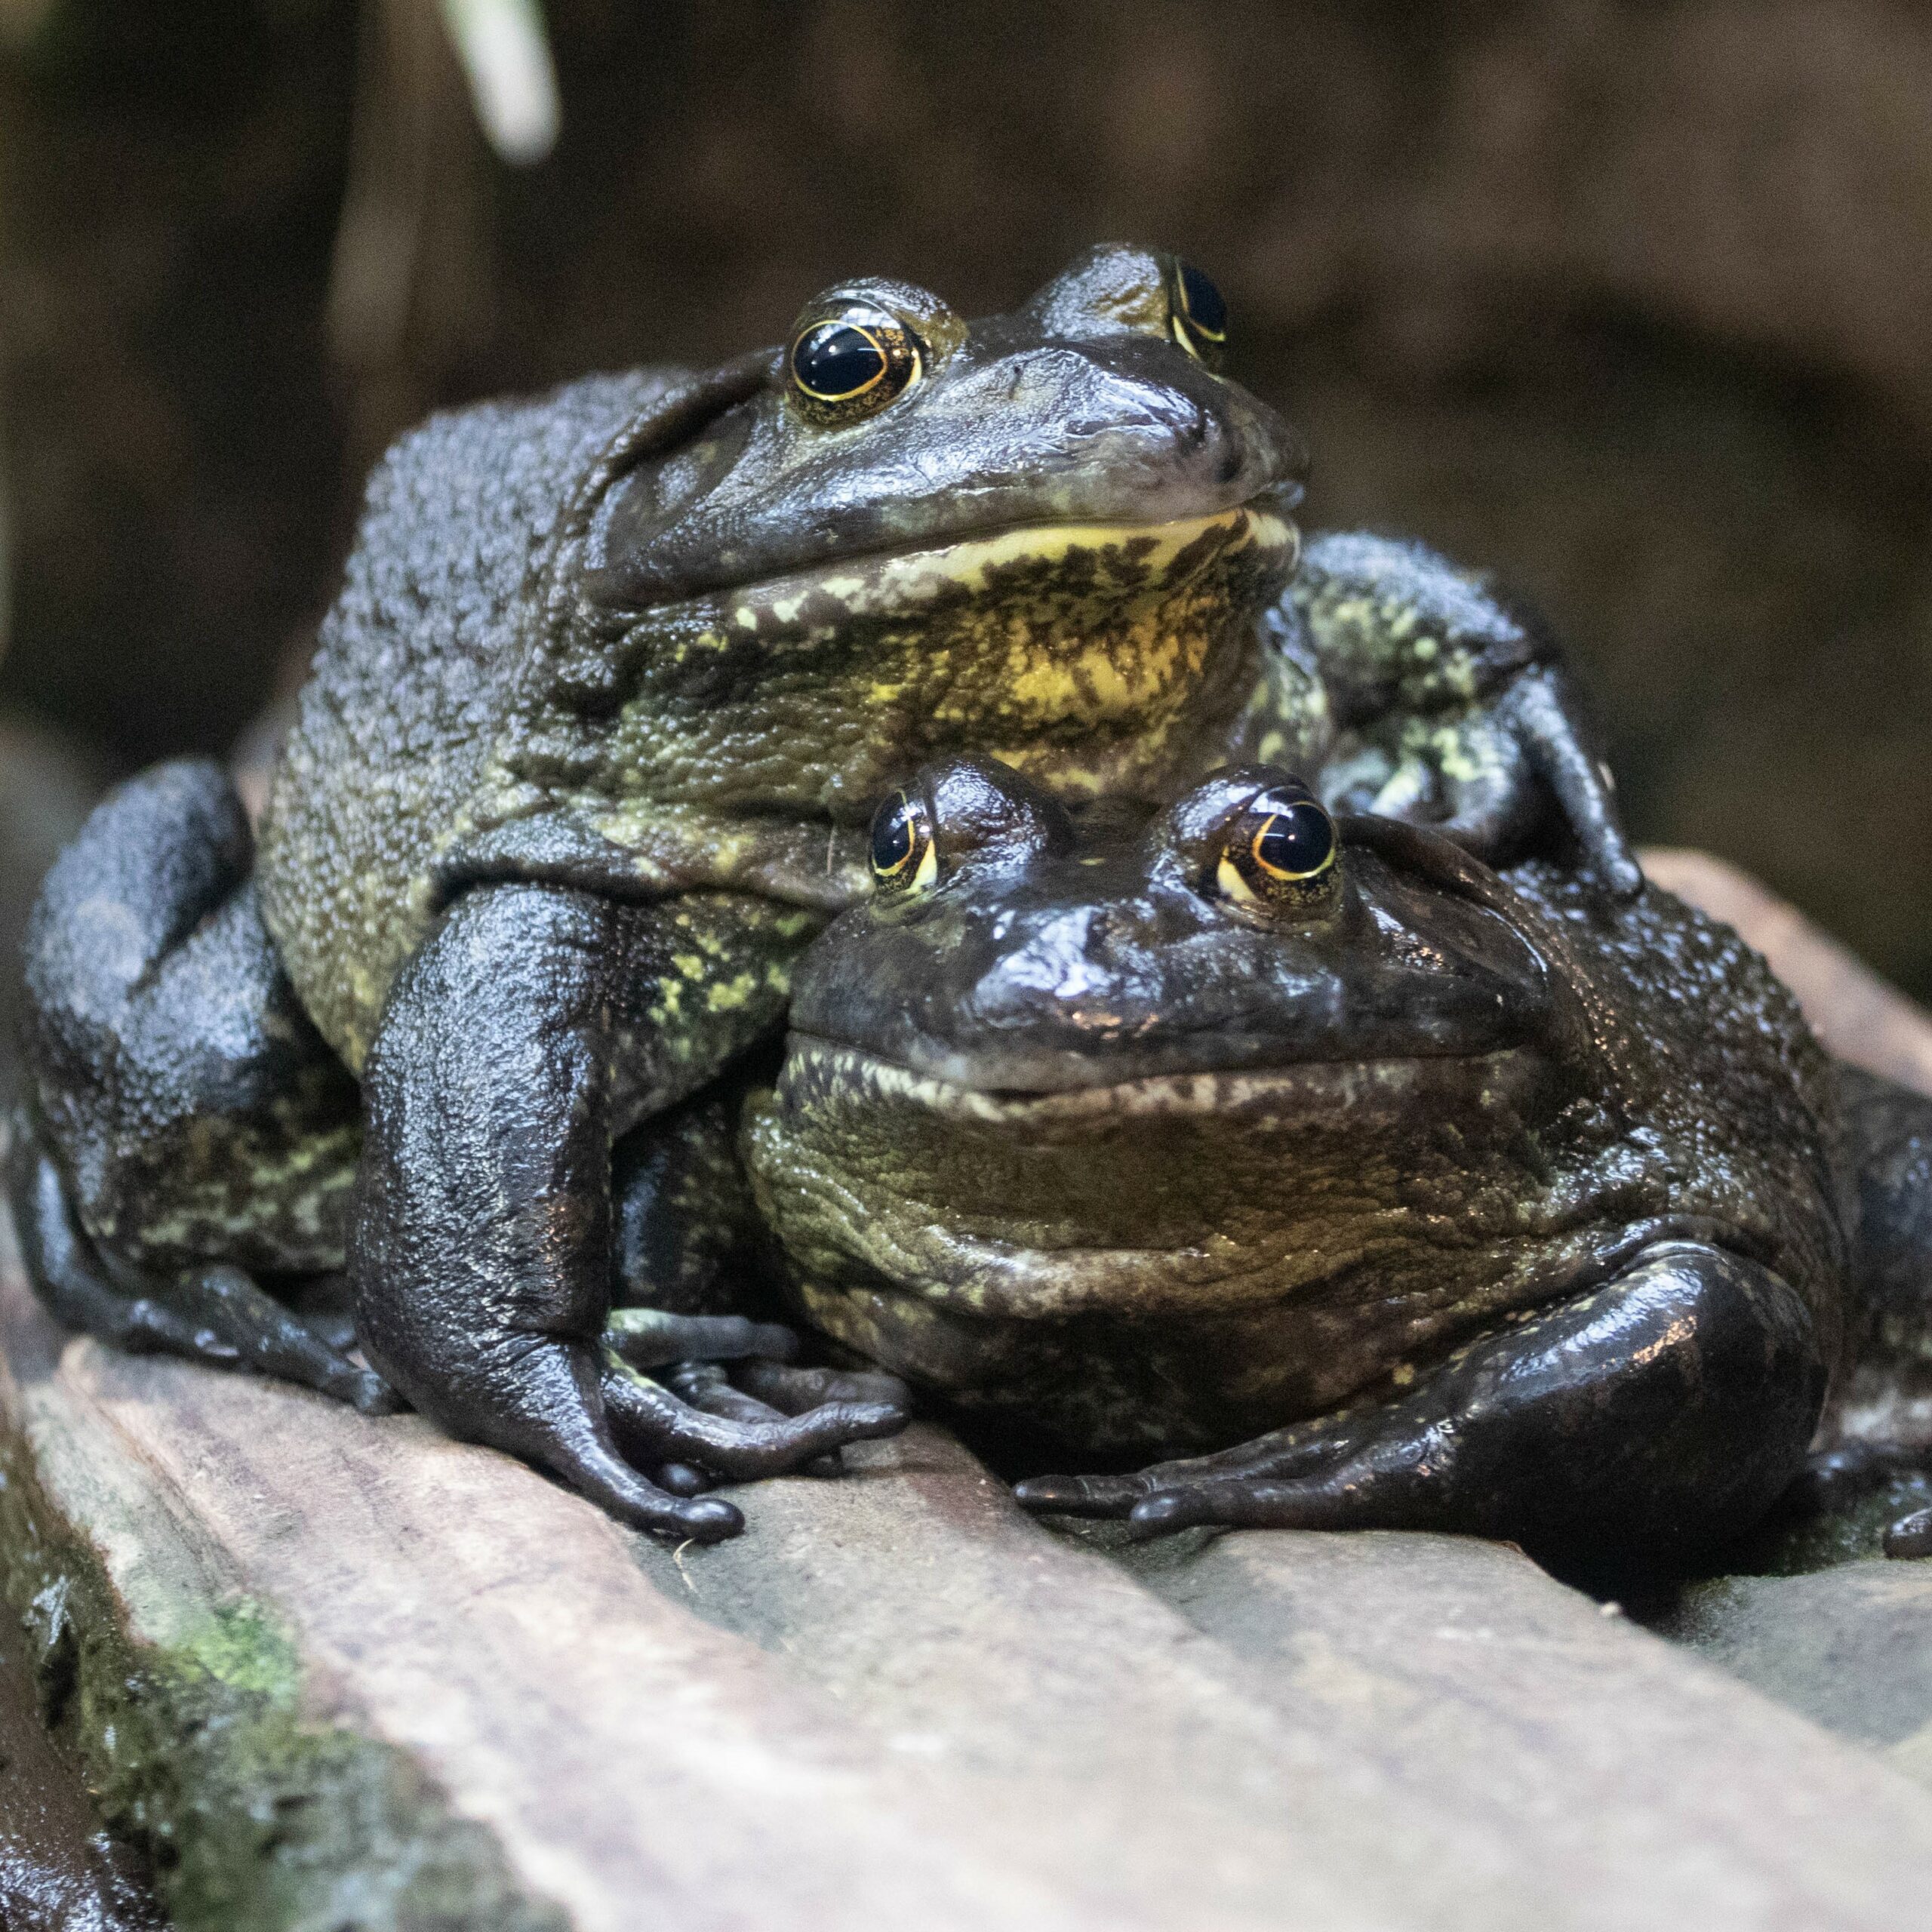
(641, 1427, 1932, 1929)
(1659, 1562, 1932, 1792)
(0, 1264, 1108, 1932)
(1120, 1527, 1932, 1926)
(13, 1248, 1932, 1927)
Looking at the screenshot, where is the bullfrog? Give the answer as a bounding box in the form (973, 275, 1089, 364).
(8, 246, 1636, 1542)
(743, 754, 1932, 1567)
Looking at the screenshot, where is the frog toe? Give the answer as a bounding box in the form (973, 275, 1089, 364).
(601, 1360, 907, 1481)
(561, 1437, 744, 1543)
(654, 1461, 716, 1497)
(1124, 1475, 1356, 1540)
(734, 1358, 912, 1415)
(662, 1358, 792, 1426)
(603, 1307, 798, 1371)
(174, 1263, 402, 1411)
(660, 1361, 906, 1475)
(345, 1371, 408, 1417)
(1124, 1489, 1222, 1538)
(1012, 1471, 1149, 1518)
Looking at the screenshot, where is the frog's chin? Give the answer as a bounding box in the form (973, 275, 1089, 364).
(774, 1037, 1556, 1137)
(752, 1038, 1570, 1326)
(574, 491, 1303, 818)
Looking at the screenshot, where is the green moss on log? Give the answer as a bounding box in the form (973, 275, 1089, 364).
(0, 1427, 567, 1932)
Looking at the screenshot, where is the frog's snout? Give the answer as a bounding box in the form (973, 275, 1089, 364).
(1118, 368, 1295, 512)
(964, 903, 1172, 1035)
(1011, 346, 1291, 521)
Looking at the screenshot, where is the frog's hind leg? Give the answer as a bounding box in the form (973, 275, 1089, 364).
(1786, 1063, 1932, 1555)
(1018, 1238, 1826, 1574)
(6, 1116, 392, 1410)
(9, 758, 391, 1411)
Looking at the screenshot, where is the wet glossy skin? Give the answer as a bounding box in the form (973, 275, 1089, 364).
(14, 247, 1638, 1540)
(746, 756, 1932, 1567)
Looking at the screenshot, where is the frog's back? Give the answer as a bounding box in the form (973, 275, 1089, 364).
(1512, 860, 1850, 1324)
(260, 371, 676, 1068)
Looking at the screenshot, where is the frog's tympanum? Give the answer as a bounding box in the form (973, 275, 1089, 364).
(8, 247, 1637, 1542)
(745, 755, 1932, 1567)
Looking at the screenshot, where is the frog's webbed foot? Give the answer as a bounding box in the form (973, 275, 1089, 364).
(349, 1326, 908, 1543)
(602, 1355, 908, 1486)
(675, 1359, 914, 1478)
(1020, 1241, 1826, 1569)
(603, 1316, 911, 1486)
(1288, 532, 1642, 898)
(1014, 1414, 1357, 1524)
(6, 1116, 397, 1415)
(611, 1333, 907, 1419)
(1432, 663, 1643, 897)
(601, 1095, 913, 1485)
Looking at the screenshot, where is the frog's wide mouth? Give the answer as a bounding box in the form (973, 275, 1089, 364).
(753, 1043, 1568, 1329)
(758, 1038, 1564, 1321)
(697, 497, 1300, 638)
(774, 1036, 1556, 1136)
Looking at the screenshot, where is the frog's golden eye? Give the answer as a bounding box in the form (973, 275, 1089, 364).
(1216, 786, 1340, 913)
(869, 788, 938, 897)
(788, 306, 923, 428)
(1168, 259, 1228, 371)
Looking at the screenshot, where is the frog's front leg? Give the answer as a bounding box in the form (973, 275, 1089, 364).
(354, 884, 909, 1540)
(1276, 531, 1642, 896)
(1018, 1241, 1825, 1568)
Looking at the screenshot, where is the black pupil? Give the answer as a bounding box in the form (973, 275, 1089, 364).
(1256, 801, 1333, 877)
(872, 795, 917, 875)
(1177, 263, 1227, 340)
(793, 323, 887, 399)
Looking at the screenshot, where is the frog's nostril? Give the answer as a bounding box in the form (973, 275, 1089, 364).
(974, 908, 1118, 1017)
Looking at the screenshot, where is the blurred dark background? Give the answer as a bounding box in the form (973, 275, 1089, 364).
(3, 0, 1931, 1028)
